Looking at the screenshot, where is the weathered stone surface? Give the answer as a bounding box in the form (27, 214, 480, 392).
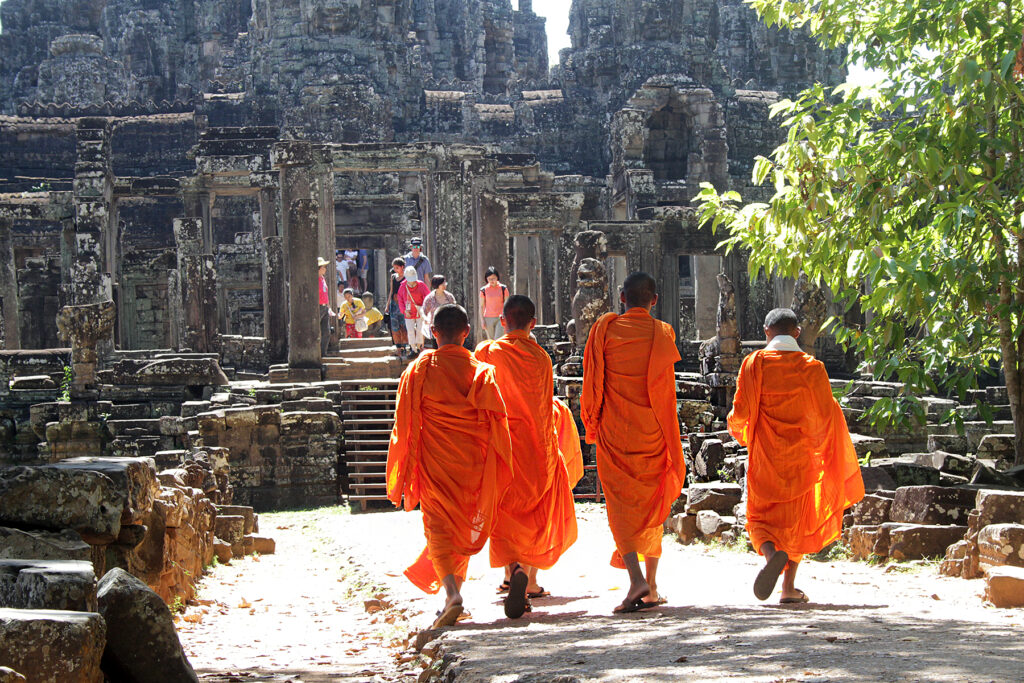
(214, 515, 245, 558)
(0, 560, 96, 612)
(0, 527, 92, 562)
(850, 434, 888, 459)
(976, 491, 1024, 527)
(216, 505, 256, 535)
(213, 539, 232, 564)
(0, 466, 124, 542)
(889, 486, 976, 525)
(927, 434, 969, 454)
(0, 667, 26, 682)
(96, 568, 198, 683)
(984, 566, 1024, 607)
(888, 524, 967, 561)
(695, 510, 733, 538)
(978, 524, 1024, 571)
(691, 439, 726, 482)
(847, 525, 880, 561)
(247, 535, 275, 555)
(685, 482, 742, 514)
(110, 358, 229, 387)
(860, 465, 897, 492)
(49, 457, 159, 526)
(873, 458, 941, 487)
(970, 462, 1020, 488)
(912, 451, 975, 476)
(0, 608, 105, 683)
(851, 494, 892, 526)
(977, 434, 1016, 461)
(666, 513, 699, 544)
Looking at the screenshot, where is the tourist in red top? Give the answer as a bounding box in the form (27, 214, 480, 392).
(478, 266, 509, 340)
(318, 258, 336, 357)
(397, 266, 430, 355)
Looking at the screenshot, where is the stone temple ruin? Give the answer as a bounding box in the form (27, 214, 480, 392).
(0, 0, 1023, 679)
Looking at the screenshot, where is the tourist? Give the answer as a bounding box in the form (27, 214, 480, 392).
(581, 272, 684, 613)
(403, 237, 432, 284)
(386, 257, 409, 356)
(728, 308, 864, 604)
(346, 253, 360, 292)
(421, 275, 456, 350)
(357, 248, 371, 292)
(318, 258, 337, 357)
(335, 250, 348, 286)
(474, 295, 578, 619)
(397, 266, 430, 355)
(386, 304, 513, 628)
(478, 266, 509, 340)
(361, 292, 384, 336)
(338, 287, 367, 339)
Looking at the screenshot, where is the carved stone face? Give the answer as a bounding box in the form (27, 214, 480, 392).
(577, 258, 605, 288)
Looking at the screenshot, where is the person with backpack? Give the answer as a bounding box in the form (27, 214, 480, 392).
(478, 266, 509, 340)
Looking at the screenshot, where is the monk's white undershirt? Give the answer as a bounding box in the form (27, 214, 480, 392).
(765, 334, 802, 352)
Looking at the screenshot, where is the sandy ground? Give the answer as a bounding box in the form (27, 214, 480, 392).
(179, 504, 1024, 682)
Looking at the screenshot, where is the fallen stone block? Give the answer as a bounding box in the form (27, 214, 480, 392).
(860, 465, 897, 492)
(852, 494, 893, 526)
(696, 510, 733, 537)
(247, 535, 275, 555)
(976, 490, 1024, 527)
(873, 522, 911, 557)
(216, 505, 256, 535)
(984, 566, 1024, 607)
(50, 457, 160, 526)
(940, 539, 977, 578)
(888, 524, 967, 561)
(874, 459, 941, 487)
(0, 467, 125, 543)
(850, 433, 888, 459)
(0, 527, 92, 563)
(0, 560, 96, 612)
(912, 451, 975, 476)
(0, 608, 105, 683)
(685, 482, 742, 514)
(213, 516, 245, 558)
(110, 357, 228, 387)
(691, 439, 726, 482)
(213, 539, 232, 564)
(96, 568, 199, 683)
(927, 434, 969, 454)
(847, 525, 881, 561)
(978, 524, 1024, 572)
(889, 486, 976, 525)
(971, 462, 1020, 488)
(939, 472, 970, 486)
(977, 434, 1016, 461)
(666, 514, 699, 544)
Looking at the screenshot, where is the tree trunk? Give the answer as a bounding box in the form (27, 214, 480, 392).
(790, 271, 828, 356)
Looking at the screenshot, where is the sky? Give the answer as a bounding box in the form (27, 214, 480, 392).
(526, 0, 575, 65)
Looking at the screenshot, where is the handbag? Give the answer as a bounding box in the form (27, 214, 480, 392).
(355, 317, 368, 332)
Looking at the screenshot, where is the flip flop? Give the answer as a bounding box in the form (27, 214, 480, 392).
(504, 565, 529, 619)
(527, 588, 550, 598)
(753, 551, 789, 601)
(637, 596, 668, 610)
(496, 581, 510, 594)
(431, 604, 463, 629)
(613, 589, 652, 614)
(780, 589, 810, 604)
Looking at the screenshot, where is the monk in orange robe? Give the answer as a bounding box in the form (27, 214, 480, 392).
(475, 295, 579, 618)
(728, 307, 864, 603)
(553, 397, 584, 488)
(582, 272, 685, 613)
(387, 304, 513, 627)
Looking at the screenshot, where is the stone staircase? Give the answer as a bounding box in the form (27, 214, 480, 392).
(323, 337, 405, 381)
(338, 378, 400, 511)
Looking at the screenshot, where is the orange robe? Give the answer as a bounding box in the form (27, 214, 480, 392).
(387, 344, 513, 593)
(581, 308, 685, 567)
(728, 349, 865, 561)
(553, 397, 584, 488)
(474, 330, 578, 569)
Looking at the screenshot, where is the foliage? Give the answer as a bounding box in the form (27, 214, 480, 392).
(809, 540, 853, 562)
(699, 0, 1024, 464)
(58, 365, 72, 402)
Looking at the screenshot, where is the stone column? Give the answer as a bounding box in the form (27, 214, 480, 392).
(0, 217, 20, 349)
(287, 199, 322, 381)
(173, 218, 217, 352)
(694, 254, 721, 339)
(56, 300, 116, 398)
(262, 235, 287, 363)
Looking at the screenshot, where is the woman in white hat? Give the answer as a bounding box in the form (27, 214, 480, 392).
(396, 265, 430, 356)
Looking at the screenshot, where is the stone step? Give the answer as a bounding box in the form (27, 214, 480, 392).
(0, 608, 105, 682)
(334, 338, 396, 351)
(349, 494, 390, 501)
(0, 559, 97, 612)
(346, 462, 387, 468)
(324, 358, 405, 381)
(326, 348, 396, 360)
(350, 482, 387, 489)
(344, 450, 388, 458)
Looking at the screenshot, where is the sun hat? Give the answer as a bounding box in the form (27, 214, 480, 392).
(317, 257, 330, 267)
(404, 266, 418, 282)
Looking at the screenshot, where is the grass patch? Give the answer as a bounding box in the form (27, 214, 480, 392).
(808, 541, 853, 562)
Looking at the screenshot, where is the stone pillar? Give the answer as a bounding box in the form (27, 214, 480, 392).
(262, 235, 287, 363)
(173, 218, 217, 352)
(791, 271, 828, 356)
(287, 199, 322, 381)
(694, 254, 721, 339)
(312, 154, 337, 351)
(56, 300, 116, 398)
(0, 217, 20, 349)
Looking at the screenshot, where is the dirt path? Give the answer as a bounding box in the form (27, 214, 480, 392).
(179, 504, 1024, 682)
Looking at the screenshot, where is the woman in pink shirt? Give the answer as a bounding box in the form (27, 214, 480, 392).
(318, 258, 336, 357)
(396, 266, 430, 355)
(478, 266, 509, 340)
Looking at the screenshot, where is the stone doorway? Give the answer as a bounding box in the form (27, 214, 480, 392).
(644, 104, 689, 181)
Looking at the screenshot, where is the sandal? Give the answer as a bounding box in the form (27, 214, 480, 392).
(754, 551, 789, 601)
(504, 564, 529, 619)
(780, 589, 810, 604)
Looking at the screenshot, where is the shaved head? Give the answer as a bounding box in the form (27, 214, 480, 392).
(622, 272, 658, 308)
(432, 304, 470, 345)
(502, 295, 536, 331)
(764, 307, 800, 337)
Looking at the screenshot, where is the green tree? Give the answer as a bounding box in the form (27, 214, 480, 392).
(698, 0, 1024, 465)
